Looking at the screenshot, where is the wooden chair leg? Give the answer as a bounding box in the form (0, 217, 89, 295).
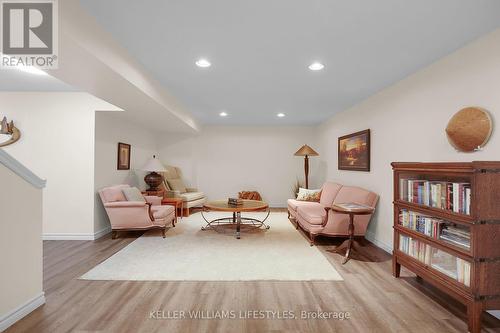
(309, 233, 317, 246)
(295, 222, 299, 230)
(162, 227, 166, 238)
(111, 230, 117, 239)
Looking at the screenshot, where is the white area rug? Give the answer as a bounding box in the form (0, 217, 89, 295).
(80, 212, 343, 281)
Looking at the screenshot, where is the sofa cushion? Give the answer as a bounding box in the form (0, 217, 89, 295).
(102, 186, 127, 202)
(296, 188, 321, 202)
(287, 199, 319, 212)
(297, 205, 327, 225)
(181, 191, 205, 202)
(122, 187, 146, 202)
(334, 186, 377, 207)
(319, 182, 343, 206)
(167, 178, 187, 193)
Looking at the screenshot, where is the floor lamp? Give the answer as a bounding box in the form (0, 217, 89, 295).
(294, 144, 319, 189)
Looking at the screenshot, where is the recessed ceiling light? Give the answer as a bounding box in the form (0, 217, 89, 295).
(219, 111, 228, 117)
(195, 58, 211, 68)
(277, 113, 286, 118)
(308, 62, 324, 71)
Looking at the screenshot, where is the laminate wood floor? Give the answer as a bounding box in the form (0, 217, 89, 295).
(6, 219, 500, 333)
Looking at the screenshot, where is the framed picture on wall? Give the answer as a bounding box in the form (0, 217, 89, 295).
(117, 142, 131, 170)
(338, 129, 370, 171)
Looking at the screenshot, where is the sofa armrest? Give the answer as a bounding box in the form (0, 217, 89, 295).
(323, 207, 332, 227)
(165, 190, 182, 198)
(186, 187, 198, 193)
(104, 201, 147, 208)
(144, 196, 162, 206)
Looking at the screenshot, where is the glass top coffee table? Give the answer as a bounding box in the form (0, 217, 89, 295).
(201, 200, 270, 239)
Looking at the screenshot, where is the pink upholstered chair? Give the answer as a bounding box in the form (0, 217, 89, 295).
(99, 185, 175, 239)
(288, 182, 378, 245)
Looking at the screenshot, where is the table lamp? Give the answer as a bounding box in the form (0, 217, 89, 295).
(294, 144, 319, 189)
(142, 155, 167, 191)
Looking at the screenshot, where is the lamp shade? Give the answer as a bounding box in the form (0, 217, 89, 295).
(142, 155, 166, 172)
(294, 144, 319, 156)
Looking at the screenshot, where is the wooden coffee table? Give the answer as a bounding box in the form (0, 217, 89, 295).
(202, 200, 270, 239)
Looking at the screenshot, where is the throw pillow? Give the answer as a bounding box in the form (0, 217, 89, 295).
(296, 188, 321, 202)
(102, 186, 127, 202)
(167, 178, 187, 193)
(122, 187, 146, 202)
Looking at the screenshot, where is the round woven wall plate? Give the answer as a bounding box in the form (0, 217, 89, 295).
(446, 107, 492, 152)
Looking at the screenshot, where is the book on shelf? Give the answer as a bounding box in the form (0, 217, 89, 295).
(399, 209, 471, 249)
(399, 235, 470, 286)
(399, 179, 471, 215)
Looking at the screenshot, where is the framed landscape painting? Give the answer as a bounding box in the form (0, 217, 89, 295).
(117, 142, 131, 170)
(338, 129, 370, 171)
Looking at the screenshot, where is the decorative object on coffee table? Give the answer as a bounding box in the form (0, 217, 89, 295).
(202, 200, 270, 239)
(142, 155, 167, 191)
(446, 107, 492, 152)
(117, 142, 131, 170)
(294, 144, 319, 189)
(0, 116, 21, 148)
(238, 191, 262, 201)
(338, 129, 370, 171)
(329, 202, 374, 264)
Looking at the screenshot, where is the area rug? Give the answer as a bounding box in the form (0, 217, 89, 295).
(80, 212, 343, 281)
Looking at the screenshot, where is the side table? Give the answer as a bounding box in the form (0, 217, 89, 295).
(329, 202, 374, 264)
(161, 197, 184, 224)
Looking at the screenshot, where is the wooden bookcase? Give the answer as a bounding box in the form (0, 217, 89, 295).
(392, 162, 500, 333)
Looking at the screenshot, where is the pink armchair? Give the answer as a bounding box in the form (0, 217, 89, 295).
(99, 185, 175, 239)
(288, 182, 378, 245)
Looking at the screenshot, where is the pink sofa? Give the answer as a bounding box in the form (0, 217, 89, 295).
(287, 182, 378, 245)
(99, 185, 175, 239)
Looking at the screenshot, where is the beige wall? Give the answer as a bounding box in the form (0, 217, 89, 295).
(317, 28, 500, 251)
(158, 126, 320, 207)
(1, 92, 120, 238)
(0, 162, 43, 329)
(94, 112, 158, 232)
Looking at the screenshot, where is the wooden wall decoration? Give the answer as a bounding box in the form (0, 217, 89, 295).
(446, 107, 492, 152)
(0, 116, 21, 148)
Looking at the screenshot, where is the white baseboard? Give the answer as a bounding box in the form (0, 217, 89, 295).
(43, 226, 111, 241)
(365, 230, 392, 254)
(0, 292, 45, 332)
(93, 226, 111, 240)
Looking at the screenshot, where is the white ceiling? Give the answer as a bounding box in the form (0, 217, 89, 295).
(15, 1, 500, 125)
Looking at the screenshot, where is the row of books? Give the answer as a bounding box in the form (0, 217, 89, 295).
(399, 234, 432, 265)
(399, 179, 471, 215)
(399, 210, 471, 249)
(399, 209, 441, 238)
(399, 235, 471, 286)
